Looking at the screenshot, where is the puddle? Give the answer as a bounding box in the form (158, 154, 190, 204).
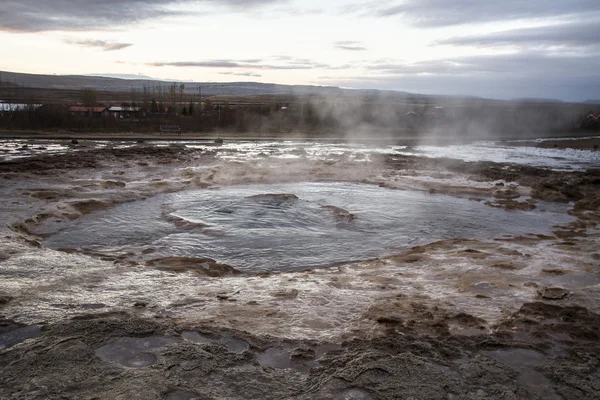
(181, 331, 339, 372)
(0, 325, 42, 350)
(95, 336, 177, 368)
(256, 345, 319, 373)
(181, 331, 249, 354)
(333, 388, 373, 400)
(483, 348, 561, 399)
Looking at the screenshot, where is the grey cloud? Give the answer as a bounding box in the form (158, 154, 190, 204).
(363, 52, 600, 79)
(319, 73, 600, 102)
(66, 39, 133, 51)
(334, 41, 367, 51)
(220, 72, 262, 77)
(0, 0, 283, 32)
(271, 7, 324, 16)
(347, 0, 600, 26)
(322, 51, 600, 101)
(437, 20, 600, 48)
(146, 59, 328, 70)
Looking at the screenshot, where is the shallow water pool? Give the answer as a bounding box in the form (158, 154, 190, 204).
(44, 182, 574, 272)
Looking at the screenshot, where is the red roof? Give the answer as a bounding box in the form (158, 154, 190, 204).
(69, 106, 106, 112)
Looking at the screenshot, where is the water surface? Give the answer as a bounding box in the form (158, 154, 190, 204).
(44, 182, 573, 273)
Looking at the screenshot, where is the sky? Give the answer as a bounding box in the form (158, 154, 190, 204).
(0, 0, 599, 101)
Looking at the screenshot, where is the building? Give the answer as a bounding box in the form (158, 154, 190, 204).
(108, 106, 142, 119)
(585, 113, 600, 121)
(68, 106, 109, 117)
(0, 103, 42, 114)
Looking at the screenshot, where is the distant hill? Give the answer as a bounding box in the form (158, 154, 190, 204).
(0, 70, 591, 106)
(510, 97, 564, 103)
(0, 70, 415, 98)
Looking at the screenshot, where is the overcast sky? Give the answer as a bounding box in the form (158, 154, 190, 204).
(0, 0, 599, 101)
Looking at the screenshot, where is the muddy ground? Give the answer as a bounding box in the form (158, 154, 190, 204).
(513, 137, 600, 151)
(0, 142, 599, 399)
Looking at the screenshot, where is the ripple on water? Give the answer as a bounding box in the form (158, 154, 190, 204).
(44, 182, 574, 273)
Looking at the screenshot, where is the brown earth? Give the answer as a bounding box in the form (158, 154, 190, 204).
(0, 140, 598, 399)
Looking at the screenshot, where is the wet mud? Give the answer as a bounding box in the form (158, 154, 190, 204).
(0, 140, 599, 399)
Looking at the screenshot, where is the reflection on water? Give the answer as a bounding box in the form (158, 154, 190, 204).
(44, 182, 573, 273)
(394, 142, 599, 170)
(1, 138, 598, 170)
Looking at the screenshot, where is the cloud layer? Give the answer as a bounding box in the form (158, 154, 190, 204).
(351, 0, 600, 26)
(66, 39, 133, 51)
(2, 0, 599, 100)
(334, 41, 367, 51)
(0, 0, 281, 32)
(437, 20, 600, 48)
(146, 58, 328, 70)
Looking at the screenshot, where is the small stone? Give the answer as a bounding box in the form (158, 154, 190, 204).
(538, 287, 569, 300)
(133, 301, 148, 308)
(271, 289, 299, 299)
(71, 139, 79, 145)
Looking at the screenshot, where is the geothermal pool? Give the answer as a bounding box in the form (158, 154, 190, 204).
(44, 182, 574, 272)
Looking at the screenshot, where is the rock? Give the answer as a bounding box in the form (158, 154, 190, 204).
(69, 200, 114, 214)
(133, 301, 148, 308)
(0, 295, 13, 306)
(493, 189, 520, 199)
(247, 193, 298, 201)
(321, 205, 357, 222)
(538, 287, 569, 300)
(145, 257, 241, 277)
(71, 139, 79, 145)
(214, 138, 224, 145)
(573, 194, 600, 212)
(290, 347, 315, 361)
(100, 181, 126, 189)
(541, 269, 565, 276)
(271, 289, 299, 299)
(485, 199, 536, 211)
(532, 181, 584, 203)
